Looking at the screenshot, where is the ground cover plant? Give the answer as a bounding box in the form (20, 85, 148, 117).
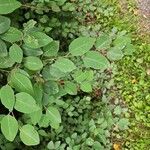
(111, 1, 150, 149)
(0, 0, 149, 150)
(116, 43, 150, 150)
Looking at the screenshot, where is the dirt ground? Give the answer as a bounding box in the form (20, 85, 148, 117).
(137, 0, 150, 35)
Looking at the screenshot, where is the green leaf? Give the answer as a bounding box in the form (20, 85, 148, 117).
(0, 57, 14, 68)
(86, 137, 94, 146)
(52, 58, 76, 73)
(69, 37, 95, 56)
(73, 70, 94, 83)
(42, 65, 66, 80)
(117, 118, 129, 130)
(47, 141, 55, 149)
(38, 114, 50, 128)
(0, 0, 21, 14)
(107, 47, 123, 61)
(23, 20, 37, 33)
(9, 72, 34, 95)
(93, 141, 104, 149)
(24, 31, 53, 49)
(83, 51, 109, 70)
(64, 81, 77, 95)
(0, 85, 15, 111)
(0, 15, 10, 34)
(15, 92, 39, 114)
(9, 44, 23, 63)
(114, 106, 122, 115)
(33, 83, 43, 105)
(38, 129, 48, 137)
(0, 39, 7, 57)
(44, 81, 59, 95)
(20, 124, 40, 146)
(95, 33, 112, 50)
(80, 82, 92, 93)
(29, 109, 42, 125)
(114, 36, 131, 50)
(1, 27, 23, 43)
(24, 56, 43, 71)
(46, 106, 61, 129)
(1, 115, 18, 141)
(0, 115, 5, 123)
(22, 44, 43, 56)
(43, 41, 59, 57)
(123, 44, 136, 55)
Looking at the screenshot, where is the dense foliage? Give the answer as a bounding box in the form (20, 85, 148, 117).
(0, 0, 149, 149)
(116, 42, 150, 150)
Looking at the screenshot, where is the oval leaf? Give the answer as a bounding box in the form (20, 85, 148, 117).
(107, 47, 123, 61)
(0, 39, 7, 57)
(1, 27, 23, 43)
(9, 44, 23, 63)
(46, 106, 61, 129)
(95, 33, 112, 50)
(24, 56, 43, 71)
(52, 58, 76, 73)
(0, 15, 10, 34)
(1, 115, 18, 141)
(20, 124, 40, 146)
(24, 31, 53, 49)
(113, 36, 131, 50)
(15, 92, 39, 114)
(22, 44, 43, 56)
(83, 51, 110, 70)
(43, 41, 59, 57)
(69, 37, 95, 56)
(64, 81, 77, 95)
(29, 109, 42, 125)
(0, 57, 14, 68)
(80, 82, 92, 93)
(73, 70, 94, 83)
(9, 72, 34, 95)
(0, 85, 15, 111)
(123, 44, 135, 55)
(0, 0, 21, 14)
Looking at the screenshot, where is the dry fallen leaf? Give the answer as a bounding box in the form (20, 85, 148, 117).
(113, 143, 121, 150)
(131, 79, 137, 84)
(133, 9, 139, 15)
(146, 69, 150, 75)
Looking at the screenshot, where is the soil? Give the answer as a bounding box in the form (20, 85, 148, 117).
(137, 0, 150, 35)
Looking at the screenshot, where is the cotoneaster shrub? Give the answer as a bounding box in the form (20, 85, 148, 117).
(0, 0, 135, 149)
